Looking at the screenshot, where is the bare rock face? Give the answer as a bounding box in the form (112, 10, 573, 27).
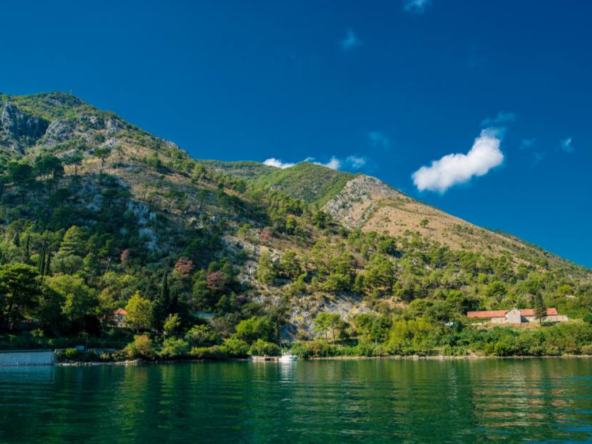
(105, 118, 123, 136)
(0, 104, 49, 149)
(323, 175, 407, 229)
(42, 119, 75, 147)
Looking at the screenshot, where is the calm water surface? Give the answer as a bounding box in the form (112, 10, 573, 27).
(1, 359, 592, 443)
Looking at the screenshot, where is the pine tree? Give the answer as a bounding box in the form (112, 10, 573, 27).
(58, 226, 85, 257)
(13, 232, 20, 248)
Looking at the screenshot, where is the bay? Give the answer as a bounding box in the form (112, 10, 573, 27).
(1, 359, 592, 443)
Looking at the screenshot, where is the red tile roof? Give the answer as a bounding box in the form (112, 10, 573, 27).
(114, 309, 128, 316)
(467, 308, 558, 319)
(519, 308, 558, 317)
(467, 310, 508, 319)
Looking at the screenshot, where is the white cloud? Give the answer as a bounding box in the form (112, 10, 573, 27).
(346, 156, 366, 169)
(560, 137, 574, 153)
(265, 155, 366, 171)
(264, 158, 296, 169)
(412, 128, 505, 193)
(324, 157, 342, 170)
(368, 131, 391, 150)
(404, 0, 430, 14)
(306, 156, 342, 170)
(341, 29, 361, 51)
(481, 111, 516, 127)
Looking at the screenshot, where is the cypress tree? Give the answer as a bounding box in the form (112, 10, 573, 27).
(45, 249, 52, 276)
(152, 271, 170, 332)
(23, 236, 30, 264)
(13, 232, 20, 248)
(533, 293, 547, 324)
(37, 246, 46, 276)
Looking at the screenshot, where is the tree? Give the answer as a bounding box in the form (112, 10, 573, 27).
(280, 251, 301, 280)
(173, 257, 194, 280)
(364, 255, 394, 293)
(94, 147, 111, 170)
(64, 152, 84, 175)
(249, 339, 281, 356)
(152, 272, 170, 332)
(285, 216, 297, 235)
(313, 312, 342, 342)
(163, 313, 182, 337)
(207, 270, 227, 291)
(420, 219, 429, 228)
(22, 235, 30, 264)
(34, 155, 64, 181)
(321, 273, 351, 293)
(485, 281, 507, 299)
(235, 316, 276, 344)
(185, 324, 219, 347)
(533, 293, 547, 324)
(58, 226, 86, 257)
(8, 162, 34, 188)
(125, 335, 155, 359)
(45, 275, 98, 332)
(125, 292, 153, 332)
(256, 252, 278, 285)
(312, 211, 331, 229)
(0, 264, 41, 330)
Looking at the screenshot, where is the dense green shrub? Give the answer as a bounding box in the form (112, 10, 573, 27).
(249, 339, 281, 356)
(190, 345, 228, 360)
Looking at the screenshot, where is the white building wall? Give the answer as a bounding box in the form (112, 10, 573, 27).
(0, 351, 56, 366)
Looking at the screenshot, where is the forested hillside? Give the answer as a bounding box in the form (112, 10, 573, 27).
(1, 92, 591, 360)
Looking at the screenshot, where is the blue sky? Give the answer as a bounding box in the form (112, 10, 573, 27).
(1, 0, 591, 267)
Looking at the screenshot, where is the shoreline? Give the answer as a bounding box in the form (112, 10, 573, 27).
(47, 353, 592, 367)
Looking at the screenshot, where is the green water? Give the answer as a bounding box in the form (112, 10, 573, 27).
(1, 359, 592, 443)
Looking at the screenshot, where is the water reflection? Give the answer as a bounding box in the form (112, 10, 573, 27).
(1, 359, 592, 443)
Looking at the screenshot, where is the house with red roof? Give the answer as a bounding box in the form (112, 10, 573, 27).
(467, 308, 567, 324)
(113, 309, 127, 328)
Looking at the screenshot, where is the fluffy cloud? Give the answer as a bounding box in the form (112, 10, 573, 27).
(560, 137, 574, 153)
(263, 158, 295, 169)
(264, 155, 366, 171)
(412, 129, 504, 193)
(368, 131, 391, 151)
(404, 0, 430, 14)
(341, 29, 361, 51)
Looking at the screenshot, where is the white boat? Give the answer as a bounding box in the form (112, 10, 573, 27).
(279, 353, 297, 363)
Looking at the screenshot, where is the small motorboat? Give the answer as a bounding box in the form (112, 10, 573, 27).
(279, 353, 297, 363)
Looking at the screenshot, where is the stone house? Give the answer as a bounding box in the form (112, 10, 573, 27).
(467, 308, 568, 324)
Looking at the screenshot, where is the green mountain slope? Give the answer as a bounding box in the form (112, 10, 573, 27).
(204, 160, 353, 207)
(0, 92, 591, 359)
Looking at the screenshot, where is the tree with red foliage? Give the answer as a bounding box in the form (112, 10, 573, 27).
(207, 271, 226, 291)
(174, 256, 194, 280)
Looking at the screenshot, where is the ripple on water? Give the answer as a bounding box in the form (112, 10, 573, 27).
(2, 359, 592, 443)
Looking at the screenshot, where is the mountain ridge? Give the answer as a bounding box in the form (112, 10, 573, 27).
(0, 92, 590, 348)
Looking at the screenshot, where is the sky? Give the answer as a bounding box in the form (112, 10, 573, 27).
(1, 0, 591, 267)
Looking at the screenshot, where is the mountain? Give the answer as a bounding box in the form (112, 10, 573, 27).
(0, 92, 590, 352)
